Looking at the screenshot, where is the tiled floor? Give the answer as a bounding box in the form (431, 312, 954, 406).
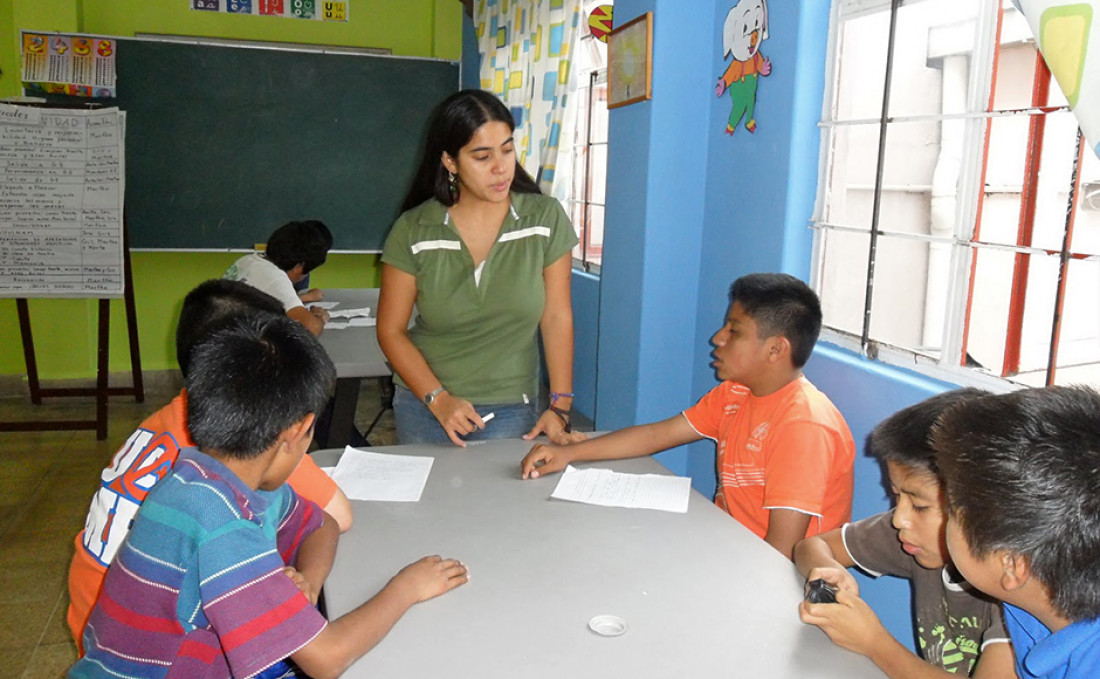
(0, 378, 397, 679)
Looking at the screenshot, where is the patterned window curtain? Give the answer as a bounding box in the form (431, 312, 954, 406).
(474, 0, 585, 196)
(1012, 0, 1100, 157)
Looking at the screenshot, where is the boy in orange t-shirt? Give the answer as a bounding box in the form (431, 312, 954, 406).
(66, 280, 353, 655)
(521, 273, 855, 559)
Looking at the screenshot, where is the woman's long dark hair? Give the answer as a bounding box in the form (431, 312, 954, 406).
(401, 89, 540, 212)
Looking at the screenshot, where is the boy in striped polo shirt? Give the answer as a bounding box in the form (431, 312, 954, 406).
(70, 315, 467, 679)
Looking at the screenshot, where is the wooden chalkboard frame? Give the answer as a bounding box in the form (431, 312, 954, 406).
(107, 38, 459, 251)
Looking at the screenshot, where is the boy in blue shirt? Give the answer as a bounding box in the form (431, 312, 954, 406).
(935, 386, 1100, 679)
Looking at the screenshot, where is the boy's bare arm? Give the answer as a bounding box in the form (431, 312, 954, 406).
(971, 642, 1018, 679)
(322, 488, 354, 533)
(520, 414, 702, 479)
(287, 305, 327, 336)
(764, 509, 813, 560)
(291, 556, 467, 679)
(793, 529, 854, 576)
(814, 608, 979, 679)
(804, 598, 1017, 679)
(292, 510, 340, 602)
(794, 527, 860, 596)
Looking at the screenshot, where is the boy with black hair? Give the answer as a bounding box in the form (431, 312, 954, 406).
(934, 386, 1100, 679)
(293, 219, 333, 303)
(224, 220, 333, 334)
(70, 316, 467, 679)
(521, 273, 855, 559)
(795, 389, 1015, 678)
(66, 279, 353, 655)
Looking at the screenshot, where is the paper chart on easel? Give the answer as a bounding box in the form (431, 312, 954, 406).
(0, 105, 126, 298)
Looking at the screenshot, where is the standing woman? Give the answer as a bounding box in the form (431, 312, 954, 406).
(378, 90, 582, 447)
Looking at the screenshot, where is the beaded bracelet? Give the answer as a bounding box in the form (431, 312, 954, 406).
(549, 391, 574, 404)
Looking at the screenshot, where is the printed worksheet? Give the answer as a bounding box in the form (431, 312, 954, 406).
(550, 465, 691, 513)
(327, 306, 371, 318)
(329, 446, 434, 502)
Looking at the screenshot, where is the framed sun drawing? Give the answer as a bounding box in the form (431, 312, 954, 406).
(607, 11, 652, 109)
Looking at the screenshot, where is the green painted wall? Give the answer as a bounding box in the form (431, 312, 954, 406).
(0, 0, 460, 380)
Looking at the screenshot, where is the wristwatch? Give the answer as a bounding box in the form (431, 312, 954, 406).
(422, 386, 445, 406)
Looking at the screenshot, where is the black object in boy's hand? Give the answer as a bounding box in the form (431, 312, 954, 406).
(805, 579, 838, 604)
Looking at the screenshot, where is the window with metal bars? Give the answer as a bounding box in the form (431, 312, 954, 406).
(561, 24, 609, 274)
(568, 68, 608, 273)
(811, 0, 1100, 388)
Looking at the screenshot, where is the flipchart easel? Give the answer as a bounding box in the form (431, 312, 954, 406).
(0, 102, 143, 440)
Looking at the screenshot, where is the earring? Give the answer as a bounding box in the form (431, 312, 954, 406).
(447, 170, 457, 196)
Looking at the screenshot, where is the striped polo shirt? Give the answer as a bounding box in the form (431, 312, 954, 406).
(71, 448, 327, 679)
(382, 192, 577, 404)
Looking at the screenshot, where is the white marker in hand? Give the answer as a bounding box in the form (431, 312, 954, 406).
(481, 412, 495, 424)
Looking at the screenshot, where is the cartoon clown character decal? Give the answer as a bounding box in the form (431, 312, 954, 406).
(716, 0, 771, 134)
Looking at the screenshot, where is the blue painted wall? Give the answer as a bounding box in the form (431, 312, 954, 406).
(571, 271, 600, 419)
(567, 0, 962, 653)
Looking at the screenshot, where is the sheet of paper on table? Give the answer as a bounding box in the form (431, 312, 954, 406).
(310, 301, 340, 310)
(328, 307, 372, 319)
(550, 465, 691, 513)
(328, 446, 434, 501)
(324, 321, 349, 330)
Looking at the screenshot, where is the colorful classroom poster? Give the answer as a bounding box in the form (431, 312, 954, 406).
(21, 32, 117, 99)
(0, 106, 126, 298)
(190, 0, 348, 21)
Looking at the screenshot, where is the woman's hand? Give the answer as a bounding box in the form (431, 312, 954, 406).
(524, 409, 588, 445)
(428, 392, 487, 447)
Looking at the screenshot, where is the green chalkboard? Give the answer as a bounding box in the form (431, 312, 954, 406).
(113, 39, 458, 251)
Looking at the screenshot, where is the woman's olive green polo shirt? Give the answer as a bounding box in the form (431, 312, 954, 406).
(381, 192, 578, 404)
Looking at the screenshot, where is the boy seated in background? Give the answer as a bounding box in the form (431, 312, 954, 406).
(224, 220, 332, 334)
(935, 386, 1100, 679)
(70, 315, 467, 679)
(66, 280, 353, 655)
(796, 389, 1015, 678)
(521, 273, 855, 559)
(293, 219, 332, 303)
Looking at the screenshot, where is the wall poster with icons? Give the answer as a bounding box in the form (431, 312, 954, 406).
(190, 0, 349, 22)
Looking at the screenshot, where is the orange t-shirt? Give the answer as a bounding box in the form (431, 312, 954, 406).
(66, 389, 338, 655)
(682, 377, 854, 540)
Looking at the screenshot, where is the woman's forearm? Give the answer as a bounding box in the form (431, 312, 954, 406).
(377, 264, 445, 400)
(377, 326, 444, 400)
(540, 254, 575, 410)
